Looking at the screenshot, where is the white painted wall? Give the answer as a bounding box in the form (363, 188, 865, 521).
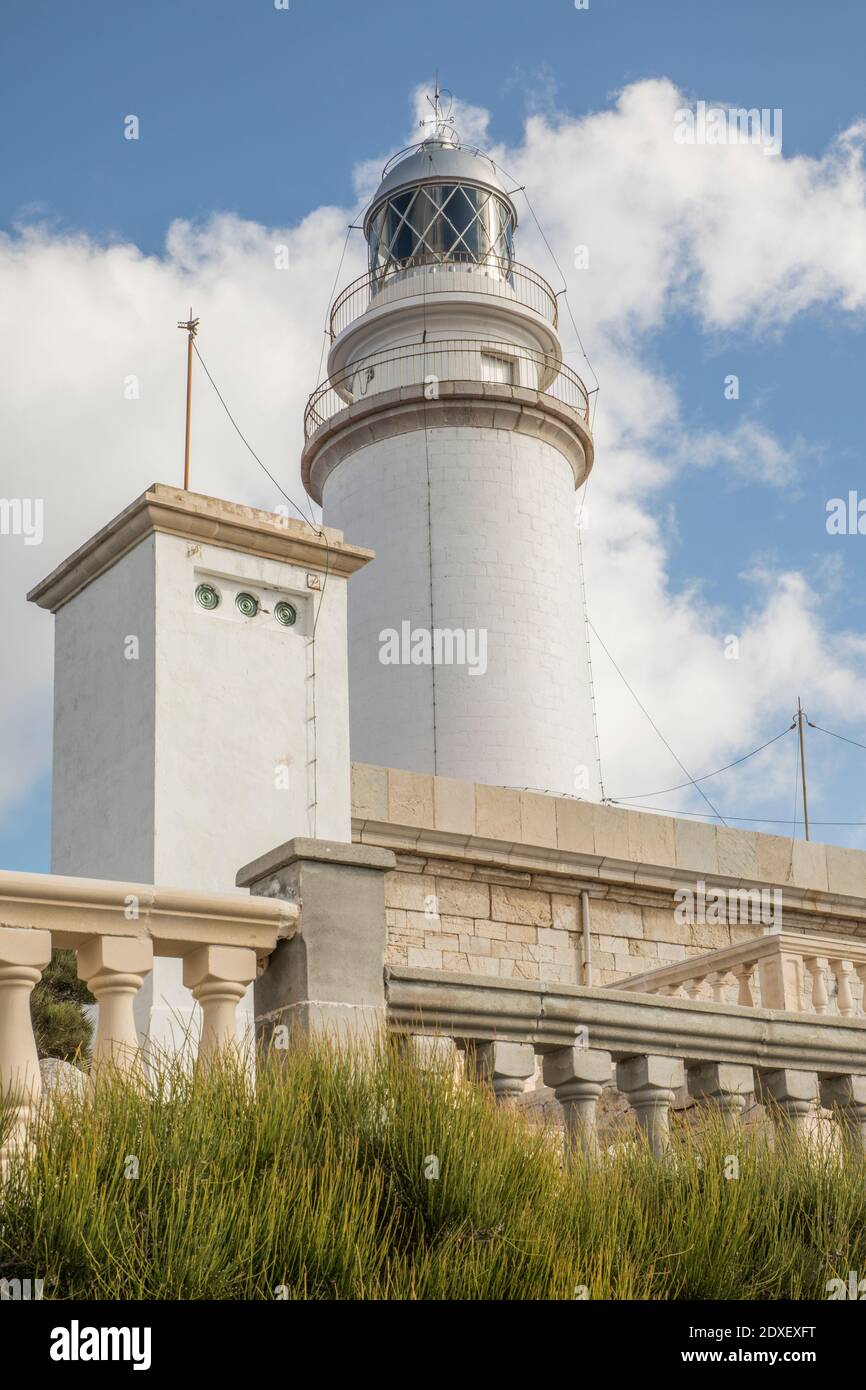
(324, 426, 600, 799)
(51, 525, 352, 1048)
(52, 536, 157, 883)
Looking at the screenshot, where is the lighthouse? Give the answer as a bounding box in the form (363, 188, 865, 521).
(302, 95, 599, 798)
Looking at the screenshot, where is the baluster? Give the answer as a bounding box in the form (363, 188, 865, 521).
(77, 936, 154, 1077)
(0, 927, 52, 1172)
(830, 959, 856, 1018)
(732, 961, 756, 1007)
(467, 1040, 535, 1104)
(617, 1055, 685, 1159)
(182, 945, 257, 1071)
(543, 1047, 612, 1158)
(821, 1075, 866, 1154)
(757, 1069, 819, 1139)
(687, 1062, 754, 1130)
(707, 970, 733, 1004)
(804, 957, 830, 1015)
(856, 964, 866, 1017)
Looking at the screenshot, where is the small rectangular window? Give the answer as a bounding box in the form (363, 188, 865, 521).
(481, 351, 516, 385)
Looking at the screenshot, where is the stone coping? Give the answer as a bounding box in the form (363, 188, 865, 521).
(28, 483, 374, 612)
(385, 966, 866, 1074)
(0, 868, 297, 958)
(352, 764, 866, 912)
(236, 836, 396, 886)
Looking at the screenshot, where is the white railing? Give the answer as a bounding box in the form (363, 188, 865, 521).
(304, 337, 591, 439)
(0, 870, 297, 1171)
(329, 258, 559, 338)
(611, 930, 866, 1017)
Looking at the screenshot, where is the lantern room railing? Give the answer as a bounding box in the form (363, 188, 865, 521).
(328, 257, 559, 339)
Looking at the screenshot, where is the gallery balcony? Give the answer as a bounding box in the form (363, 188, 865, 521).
(301, 337, 594, 503)
(328, 257, 560, 340)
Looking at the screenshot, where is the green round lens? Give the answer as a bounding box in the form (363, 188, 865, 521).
(235, 592, 259, 618)
(195, 583, 220, 611)
(274, 601, 297, 627)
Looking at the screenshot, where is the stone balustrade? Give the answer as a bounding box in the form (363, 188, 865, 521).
(611, 929, 866, 1016)
(0, 869, 297, 1169)
(385, 966, 866, 1158)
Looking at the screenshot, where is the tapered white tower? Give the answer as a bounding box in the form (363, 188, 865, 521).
(302, 102, 598, 797)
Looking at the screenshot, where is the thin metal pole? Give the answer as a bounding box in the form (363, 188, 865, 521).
(797, 697, 810, 841)
(580, 890, 593, 986)
(177, 309, 199, 491)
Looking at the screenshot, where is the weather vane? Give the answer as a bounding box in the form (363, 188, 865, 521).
(177, 308, 199, 491)
(422, 76, 457, 144)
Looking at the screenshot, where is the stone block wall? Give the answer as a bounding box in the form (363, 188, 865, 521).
(384, 857, 581, 984)
(352, 763, 866, 998)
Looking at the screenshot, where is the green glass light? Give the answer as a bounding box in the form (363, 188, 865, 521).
(274, 601, 297, 627)
(235, 592, 259, 618)
(195, 582, 220, 611)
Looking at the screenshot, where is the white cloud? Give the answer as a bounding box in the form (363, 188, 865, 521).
(2, 77, 866, 847)
(684, 419, 807, 487)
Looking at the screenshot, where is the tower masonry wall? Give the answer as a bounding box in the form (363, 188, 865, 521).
(326, 425, 599, 797)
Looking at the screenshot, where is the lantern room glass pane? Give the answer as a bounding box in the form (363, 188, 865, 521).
(369, 182, 515, 278)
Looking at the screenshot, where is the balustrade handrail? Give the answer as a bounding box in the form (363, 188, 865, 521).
(0, 867, 297, 954)
(0, 870, 299, 1170)
(328, 257, 559, 339)
(610, 929, 866, 1017)
(384, 965, 866, 1070)
(386, 966, 866, 1156)
(304, 336, 591, 441)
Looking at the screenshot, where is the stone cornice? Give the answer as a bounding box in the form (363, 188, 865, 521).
(302, 380, 594, 504)
(353, 817, 866, 936)
(28, 483, 374, 612)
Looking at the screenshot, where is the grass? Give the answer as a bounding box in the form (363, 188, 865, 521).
(1, 1037, 864, 1300)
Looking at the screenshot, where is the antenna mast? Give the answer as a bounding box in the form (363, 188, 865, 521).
(796, 697, 810, 841)
(177, 308, 199, 491)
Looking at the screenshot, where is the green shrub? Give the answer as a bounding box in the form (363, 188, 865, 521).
(0, 1036, 863, 1300)
(30, 949, 93, 1062)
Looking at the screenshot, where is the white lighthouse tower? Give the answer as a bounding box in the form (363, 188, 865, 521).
(302, 95, 598, 798)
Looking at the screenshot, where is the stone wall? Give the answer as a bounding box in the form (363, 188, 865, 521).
(352, 763, 866, 1000)
(384, 855, 581, 984)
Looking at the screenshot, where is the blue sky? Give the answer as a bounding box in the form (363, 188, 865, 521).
(4, 0, 865, 245)
(2, 0, 866, 870)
